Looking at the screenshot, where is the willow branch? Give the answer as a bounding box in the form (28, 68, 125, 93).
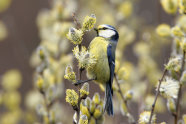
(76, 68, 83, 123)
(115, 75, 127, 104)
(115, 74, 136, 124)
(148, 69, 168, 124)
(72, 13, 81, 29)
(42, 92, 51, 124)
(71, 13, 83, 123)
(174, 50, 185, 124)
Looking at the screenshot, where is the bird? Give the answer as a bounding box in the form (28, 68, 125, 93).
(86, 24, 119, 116)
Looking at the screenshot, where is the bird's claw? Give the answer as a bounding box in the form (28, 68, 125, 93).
(74, 78, 95, 86)
(74, 80, 82, 86)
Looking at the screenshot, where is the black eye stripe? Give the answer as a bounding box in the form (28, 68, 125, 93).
(99, 27, 108, 30)
(103, 27, 107, 30)
(99, 27, 116, 31)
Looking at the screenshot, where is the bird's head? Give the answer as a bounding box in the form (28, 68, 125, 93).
(94, 24, 119, 42)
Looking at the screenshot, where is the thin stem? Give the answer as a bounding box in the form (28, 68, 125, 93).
(43, 92, 51, 124)
(72, 13, 81, 29)
(115, 75, 127, 104)
(174, 50, 185, 124)
(148, 69, 167, 124)
(76, 68, 82, 124)
(71, 13, 82, 123)
(115, 74, 136, 124)
(76, 44, 83, 123)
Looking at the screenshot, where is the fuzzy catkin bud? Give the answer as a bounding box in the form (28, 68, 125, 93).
(85, 97, 91, 109)
(44, 115, 50, 124)
(181, 71, 186, 84)
(72, 46, 97, 69)
(90, 101, 96, 114)
(51, 2, 63, 20)
(174, 38, 181, 52)
(171, 26, 184, 37)
(65, 89, 79, 108)
(165, 57, 182, 75)
(159, 77, 179, 99)
(117, 67, 126, 80)
(160, 122, 167, 124)
(0, 93, 3, 105)
(183, 114, 186, 123)
(124, 90, 133, 101)
(36, 76, 44, 93)
(80, 83, 89, 99)
(138, 111, 156, 124)
(120, 102, 128, 116)
(92, 93, 100, 104)
(167, 98, 176, 114)
(50, 110, 56, 123)
(79, 115, 88, 124)
(64, 65, 76, 83)
(0, 21, 8, 40)
(115, 60, 120, 73)
(96, 116, 104, 124)
(93, 105, 102, 119)
(160, 0, 178, 14)
(118, 1, 133, 18)
(78, 93, 104, 124)
(181, 38, 186, 52)
(37, 46, 46, 60)
(179, 0, 186, 14)
(127, 113, 135, 124)
(89, 117, 96, 124)
(67, 27, 83, 45)
(156, 24, 171, 37)
(82, 14, 96, 32)
(73, 112, 77, 124)
(81, 104, 90, 119)
(2, 69, 22, 91)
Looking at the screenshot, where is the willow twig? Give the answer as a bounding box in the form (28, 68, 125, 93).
(115, 75, 127, 104)
(72, 13, 81, 29)
(174, 50, 185, 124)
(115, 74, 136, 124)
(71, 13, 83, 123)
(76, 68, 83, 123)
(42, 92, 51, 124)
(148, 69, 167, 124)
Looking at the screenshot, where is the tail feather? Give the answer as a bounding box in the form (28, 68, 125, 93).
(104, 82, 114, 116)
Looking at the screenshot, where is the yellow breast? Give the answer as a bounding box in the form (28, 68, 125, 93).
(87, 37, 110, 84)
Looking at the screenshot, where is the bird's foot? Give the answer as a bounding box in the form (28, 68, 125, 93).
(74, 78, 95, 86)
(74, 80, 83, 86)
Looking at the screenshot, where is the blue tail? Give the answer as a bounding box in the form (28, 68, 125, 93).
(105, 44, 115, 116)
(104, 82, 114, 116)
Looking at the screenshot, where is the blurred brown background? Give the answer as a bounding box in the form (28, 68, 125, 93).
(0, 0, 49, 95)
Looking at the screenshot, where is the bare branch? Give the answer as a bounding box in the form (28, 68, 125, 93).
(115, 74, 136, 124)
(174, 50, 185, 124)
(148, 69, 168, 124)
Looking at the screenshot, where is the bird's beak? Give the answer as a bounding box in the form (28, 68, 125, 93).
(94, 28, 98, 36)
(94, 28, 98, 32)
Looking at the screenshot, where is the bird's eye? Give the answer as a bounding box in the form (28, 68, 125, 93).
(102, 27, 107, 30)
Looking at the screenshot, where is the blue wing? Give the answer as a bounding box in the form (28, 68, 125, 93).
(104, 44, 115, 116)
(107, 44, 115, 95)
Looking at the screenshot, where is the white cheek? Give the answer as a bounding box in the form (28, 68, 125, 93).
(99, 30, 116, 38)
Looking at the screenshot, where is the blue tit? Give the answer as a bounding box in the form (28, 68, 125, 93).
(86, 24, 119, 116)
